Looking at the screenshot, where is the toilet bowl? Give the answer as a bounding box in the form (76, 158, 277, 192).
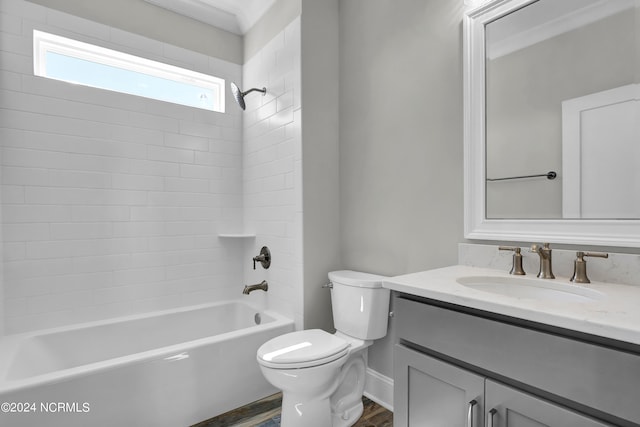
(256, 271, 389, 427)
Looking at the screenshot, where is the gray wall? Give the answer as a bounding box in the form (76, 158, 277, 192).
(339, 0, 464, 278)
(301, 0, 342, 332)
(26, 0, 243, 64)
(339, 0, 465, 376)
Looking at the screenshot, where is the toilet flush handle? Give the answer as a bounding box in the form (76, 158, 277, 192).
(322, 282, 333, 289)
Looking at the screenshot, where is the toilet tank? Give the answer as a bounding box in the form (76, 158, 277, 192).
(328, 270, 390, 340)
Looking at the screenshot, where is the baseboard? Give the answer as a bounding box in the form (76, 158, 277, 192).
(364, 367, 394, 412)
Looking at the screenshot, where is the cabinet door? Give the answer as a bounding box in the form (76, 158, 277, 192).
(395, 345, 485, 427)
(485, 380, 612, 427)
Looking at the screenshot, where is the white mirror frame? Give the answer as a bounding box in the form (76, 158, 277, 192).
(463, 0, 640, 247)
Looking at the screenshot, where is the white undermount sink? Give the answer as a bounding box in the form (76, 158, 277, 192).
(456, 276, 606, 303)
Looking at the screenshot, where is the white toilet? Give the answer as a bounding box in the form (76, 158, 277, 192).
(256, 270, 390, 427)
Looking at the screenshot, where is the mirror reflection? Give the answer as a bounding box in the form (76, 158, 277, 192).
(485, 0, 639, 219)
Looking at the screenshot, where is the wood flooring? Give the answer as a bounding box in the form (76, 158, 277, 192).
(193, 392, 393, 427)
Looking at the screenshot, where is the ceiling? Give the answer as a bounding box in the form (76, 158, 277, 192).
(144, 0, 276, 35)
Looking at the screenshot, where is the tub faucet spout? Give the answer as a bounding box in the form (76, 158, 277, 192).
(243, 280, 268, 295)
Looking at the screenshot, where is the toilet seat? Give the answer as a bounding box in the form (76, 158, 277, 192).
(257, 329, 350, 369)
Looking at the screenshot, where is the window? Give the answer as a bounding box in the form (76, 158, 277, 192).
(33, 30, 225, 112)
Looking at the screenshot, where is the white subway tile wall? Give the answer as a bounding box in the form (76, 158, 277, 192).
(0, 0, 245, 333)
(242, 17, 303, 329)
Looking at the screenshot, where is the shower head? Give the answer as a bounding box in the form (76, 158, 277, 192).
(230, 82, 267, 110)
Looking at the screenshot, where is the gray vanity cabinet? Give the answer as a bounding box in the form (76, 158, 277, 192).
(393, 295, 639, 426)
(484, 380, 610, 427)
(395, 345, 610, 427)
(394, 344, 484, 426)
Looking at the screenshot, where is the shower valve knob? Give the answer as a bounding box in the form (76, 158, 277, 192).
(252, 246, 271, 270)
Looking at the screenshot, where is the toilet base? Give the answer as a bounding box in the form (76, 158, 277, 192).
(281, 394, 333, 427)
(331, 399, 363, 427)
(329, 351, 366, 426)
(275, 353, 367, 427)
(279, 391, 365, 427)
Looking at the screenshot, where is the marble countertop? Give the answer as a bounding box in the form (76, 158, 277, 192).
(384, 265, 640, 346)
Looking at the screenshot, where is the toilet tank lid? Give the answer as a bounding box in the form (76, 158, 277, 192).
(328, 270, 388, 288)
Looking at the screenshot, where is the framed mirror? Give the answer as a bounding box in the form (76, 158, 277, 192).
(464, 0, 640, 246)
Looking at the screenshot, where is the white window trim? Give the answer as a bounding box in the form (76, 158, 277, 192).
(33, 30, 225, 112)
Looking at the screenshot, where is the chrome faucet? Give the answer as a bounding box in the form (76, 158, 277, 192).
(530, 243, 555, 279)
(243, 280, 268, 294)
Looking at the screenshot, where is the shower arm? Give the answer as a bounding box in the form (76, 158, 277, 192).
(242, 87, 266, 96)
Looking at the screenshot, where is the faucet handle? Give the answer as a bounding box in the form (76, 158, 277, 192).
(530, 242, 551, 252)
(252, 246, 271, 270)
(570, 251, 608, 284)
(499, 246, 525, 275)
(583, 251, 608, 259)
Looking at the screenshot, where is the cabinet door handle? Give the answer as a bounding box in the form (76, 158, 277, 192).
(487, 408, 497, 427)
(467, 400, 477, 427)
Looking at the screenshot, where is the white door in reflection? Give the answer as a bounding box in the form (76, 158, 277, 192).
(562, 84, 640, 219)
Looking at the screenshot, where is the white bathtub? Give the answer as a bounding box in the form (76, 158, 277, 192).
(0, 301, 294, 427)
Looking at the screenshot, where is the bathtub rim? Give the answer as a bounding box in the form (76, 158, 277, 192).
(0, 300, 293, 395)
